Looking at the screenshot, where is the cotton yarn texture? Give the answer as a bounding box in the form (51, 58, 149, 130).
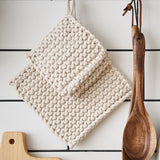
(26, 15, 108, 96)
(10, 0, 132, 148)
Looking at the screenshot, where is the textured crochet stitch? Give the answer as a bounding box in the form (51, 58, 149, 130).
(10, 64, 131, 148)
(10, 0, 132, 148)
(26, 15, 108, 96)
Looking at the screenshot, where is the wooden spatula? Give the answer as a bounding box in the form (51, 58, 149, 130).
(0, 132, 62, 160)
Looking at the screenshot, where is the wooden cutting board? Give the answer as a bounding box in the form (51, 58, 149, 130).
(0, 132, 62, 160)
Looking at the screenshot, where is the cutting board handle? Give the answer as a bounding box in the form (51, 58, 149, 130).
(0, 132, 62, 160)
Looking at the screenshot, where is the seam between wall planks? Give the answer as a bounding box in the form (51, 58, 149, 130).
(28, 150, 157, 153)
(28, 150, 122, 153)
(0, 49, 160, 52)
(32, 146, 156, 152)
(2, 99, 160, 102)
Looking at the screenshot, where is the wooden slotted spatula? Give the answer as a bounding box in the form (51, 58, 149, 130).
(0, 132, 62, 160)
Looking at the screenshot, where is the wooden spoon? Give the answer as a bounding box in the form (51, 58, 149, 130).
(123, 31, 157, 160)
(122, 25, 138, 160)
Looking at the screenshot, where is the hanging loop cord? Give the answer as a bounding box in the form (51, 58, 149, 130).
(139, 0, 142, 32)
(67, 0, 76, 18)
(134, 0, 142, 32)
(122, 0, 134, 27)
(123, 0, 142, 32)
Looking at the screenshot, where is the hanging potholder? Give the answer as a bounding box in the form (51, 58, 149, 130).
(10, 63, 131, 148)
(10, 0, 132, 148)
(26, 0, 109, 95)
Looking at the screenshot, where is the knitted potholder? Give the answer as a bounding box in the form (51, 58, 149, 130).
(10, 64, 131, 148)
(26, 0, 108, 96)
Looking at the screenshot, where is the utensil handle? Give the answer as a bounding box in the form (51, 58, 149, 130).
(133, 31, 145, 102)
(128, 26, 138, 115)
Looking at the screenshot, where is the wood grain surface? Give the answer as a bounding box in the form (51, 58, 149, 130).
(123, 31, 157, 160)
(0, 132, 61, 160)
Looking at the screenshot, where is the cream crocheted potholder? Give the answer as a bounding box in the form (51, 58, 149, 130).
(10, 0, 132, 148)
(10, 64, 131, 148)
(26, 0, 108, 96)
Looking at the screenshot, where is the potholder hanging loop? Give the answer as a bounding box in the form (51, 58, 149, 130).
(67, 0, 76, 18)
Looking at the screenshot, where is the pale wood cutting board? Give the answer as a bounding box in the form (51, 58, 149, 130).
(0, 132, 62, 160)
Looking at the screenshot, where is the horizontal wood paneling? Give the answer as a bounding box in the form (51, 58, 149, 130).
(30, 152, 123, 160)
(0, 102, 66, 150)
(0, 102, 159, 151)
(0, 1, 159, 49)
(0, 52, 28, 99)
(30, 152, 156, 160)
(0, 52, 132, 99)
(145, 52, 160, 99)
(0, 1, 159, 160)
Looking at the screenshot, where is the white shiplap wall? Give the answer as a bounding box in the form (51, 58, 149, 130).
(0, 0, 160, 160)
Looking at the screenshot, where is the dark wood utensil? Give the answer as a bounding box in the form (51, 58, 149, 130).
(123, 30, 157, 160)
(122, 25, 137, 160)
(122, 1, 157, 159)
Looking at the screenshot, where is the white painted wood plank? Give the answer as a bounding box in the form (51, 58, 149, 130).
(145, 102, 160, 138)
(145, 52, 160, 99)
(73, 102, 129, 150)
(110, 52, 133, 83)
(0, 102, 67, 150)
(0, 102, 159, 150)
(73, 102, 160, 150)
(30, 152, 156, 160)
(0, 1, 159, 49)
(0, 52, 132, 99)
(30, 152, 123, 160)
(0, 52, 29, 99)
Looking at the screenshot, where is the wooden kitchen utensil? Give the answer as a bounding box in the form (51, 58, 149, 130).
(122, 3, 138, 159)
(122, 25, 138, 160)
(123, 30, 157, 160)
(0, 132, 62, 160)
(122, 0, 157, 160)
